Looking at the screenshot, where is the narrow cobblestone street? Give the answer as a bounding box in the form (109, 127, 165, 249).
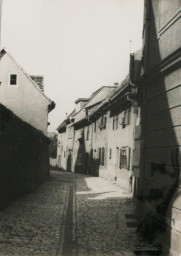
(0, 171, 160, 256)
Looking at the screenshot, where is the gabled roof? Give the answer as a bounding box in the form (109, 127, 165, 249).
(86, 75, 130, 119)
(56, 109, 76, 133)
(72, 86, 116, 126)
(73, 86, 116, 126)
(86, 49, 142, 120)
(85, 86, 115, 109)
(1, 49, 55, 112)
(109, 75, 130, 101)
(56, 119, 67, 133)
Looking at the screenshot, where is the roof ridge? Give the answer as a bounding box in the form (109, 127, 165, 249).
(73, 86, 115, 117)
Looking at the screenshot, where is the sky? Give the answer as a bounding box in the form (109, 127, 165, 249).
(1, 0, 144, 132)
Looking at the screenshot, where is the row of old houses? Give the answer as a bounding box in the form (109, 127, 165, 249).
(56, 1, 181, 255)
(57, 50, 141, 195)
(0, 47, 55, 208)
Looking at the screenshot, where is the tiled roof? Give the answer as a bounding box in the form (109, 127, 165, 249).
(109, 75, 130, 101)
(72, 86, 116, 125)
(85, 86, 116, 109)
(56, 119, 67, 131)
(87, 75, 130, 118)
(56, 109, 76, 131)
(57, 49, 141, 130)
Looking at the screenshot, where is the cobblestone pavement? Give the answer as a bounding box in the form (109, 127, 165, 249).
(73, 174, 160, 256)
(0, 171, 160, 256)
(0, 171, 70, 256)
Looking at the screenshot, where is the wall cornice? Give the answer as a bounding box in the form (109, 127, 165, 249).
(140, 47, 181, 83)
(158, 7, 181, 39)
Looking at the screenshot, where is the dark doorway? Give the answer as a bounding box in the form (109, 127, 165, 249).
(67, 151, 72, 172)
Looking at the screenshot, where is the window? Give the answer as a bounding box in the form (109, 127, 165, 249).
(120, 109, 131, 128)
(119, 147, 130, 170)
(113, 114, 119, 130)
(9, 74, 18, 85)
(109, 149, 112, 159)
(99, 114, 107, 130)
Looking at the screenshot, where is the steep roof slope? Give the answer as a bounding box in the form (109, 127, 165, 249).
(1, 49, 55, 112)
(56, 109, 76, 132)
(87, 75, 130, 118)
(72, 86, 116, 125)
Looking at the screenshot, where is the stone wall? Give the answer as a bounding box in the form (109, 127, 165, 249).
(0, 104, 50, 209)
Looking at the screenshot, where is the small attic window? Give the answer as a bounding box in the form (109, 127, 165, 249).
(9, 74, 18, 85)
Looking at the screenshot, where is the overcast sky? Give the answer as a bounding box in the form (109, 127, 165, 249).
(1, 0, 144, 132)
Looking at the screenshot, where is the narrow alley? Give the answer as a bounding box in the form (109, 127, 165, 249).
(0, 171, 160, 256)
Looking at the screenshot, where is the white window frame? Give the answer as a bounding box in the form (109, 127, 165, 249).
(9, 73, 19, 87)
(119, 146, 131, 170)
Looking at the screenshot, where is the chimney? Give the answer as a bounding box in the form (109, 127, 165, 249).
(114, 82, 119, 87)
(129, 53, 135, 83)
(74, 98, 89, 112)
(31, 75, 44, 92)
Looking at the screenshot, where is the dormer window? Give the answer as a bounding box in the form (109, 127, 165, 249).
(9, 74, 18, 86)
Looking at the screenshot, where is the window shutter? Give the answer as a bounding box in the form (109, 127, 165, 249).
(126, 147, 131, 170)
(127, 109, 131, 125)
(116, 115, 118, 129)
(102, 116, 105, 129)
(109, 148, 112, 159)
(102, 147, 105, 166)
(99, 148, 101, 165)
(119, 148, 122, 169)
(103, 116, 107, 129)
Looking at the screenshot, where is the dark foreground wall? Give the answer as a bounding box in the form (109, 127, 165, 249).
(0, 104, 50, 209)
(137, 1, 181, 255)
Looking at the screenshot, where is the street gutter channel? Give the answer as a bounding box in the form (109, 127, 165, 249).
(62, 181, 78, 256)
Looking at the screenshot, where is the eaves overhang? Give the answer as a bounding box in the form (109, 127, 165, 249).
(138, 47, 181, 84)
(72, 117, 90, 130)
(57, 126, 66, 133)
(48, 101, 56, 113)
(87, 82, 137, 120)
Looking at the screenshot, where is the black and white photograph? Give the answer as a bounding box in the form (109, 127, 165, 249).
(0, 0, 181, 255)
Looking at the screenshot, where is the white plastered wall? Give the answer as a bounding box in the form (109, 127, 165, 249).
(0, 53, 49, 135)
